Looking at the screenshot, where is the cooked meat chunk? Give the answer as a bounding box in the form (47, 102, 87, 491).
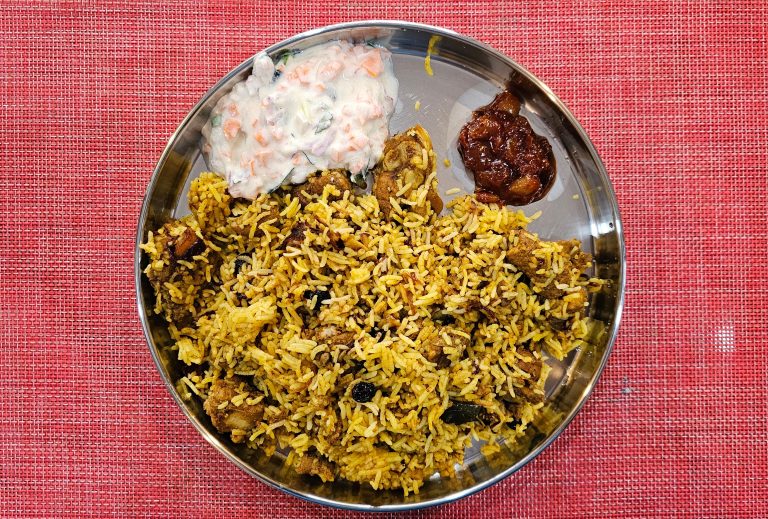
(291, 169, 352, 205)
(372, 172, 400, 219)
(516, 354, 542, 381)
(313, 326, 356, 346)
(557, 239, 592, 272)
(328, 331, 357, 346)
(203, 379, 264, 441)
(425, 188, 444, 214)
(282, 222, 307, 249)
(422, 330, 469, 368)
(294, 451, 336, 481)
(167, 301, 194, 327)
(173, 227, 204, 260)
(466, 298, 498, 322)
(506, 230, 544, 283)
(143, 220, 212, 326)
(324, 421, 344, 445)
(547, 316, 569, 331)
(424, 336, 445, 364)
(372, 125, 443, 219)
(515, 384, 545, 404)
(506, 229, 592, 307)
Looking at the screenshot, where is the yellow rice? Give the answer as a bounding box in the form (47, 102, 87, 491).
(141, 170, 602, 495)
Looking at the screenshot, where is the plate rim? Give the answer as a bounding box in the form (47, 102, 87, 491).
(134, 19, 626, 512)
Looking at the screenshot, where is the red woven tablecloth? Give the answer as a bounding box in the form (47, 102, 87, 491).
(2, 1, 767, 517)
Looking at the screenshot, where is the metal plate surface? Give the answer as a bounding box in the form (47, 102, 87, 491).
(136, 21, 625, 512)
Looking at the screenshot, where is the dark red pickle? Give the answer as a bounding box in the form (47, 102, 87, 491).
(458, 89, 555, 205)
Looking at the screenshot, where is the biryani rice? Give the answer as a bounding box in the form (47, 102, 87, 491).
(141, 169, 602, 495)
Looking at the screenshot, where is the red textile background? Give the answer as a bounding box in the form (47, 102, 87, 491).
(1, 1, 766, 517)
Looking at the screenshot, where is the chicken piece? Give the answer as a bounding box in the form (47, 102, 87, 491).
(143, 219, 210, 326)
(423, 336, 445, 364)
(515, 384, 545, 404)
(557, 239, 592, 272)
(562, 289, 587, 313)
(291, 169, 352, 206)
(372, 125, 443, 219)
(313, 326, 356, 346)
(281, 222, 307, 249)
(203, 379, 264, 441)
(502, 350, 545, 406)
(547, 316, 569, 331)
(166, 301, 195, 327)
(295, 451, 336, 481)
(313, 351, 332, 368)
(506, 229, 592, 309)
(323, 420, 344, 445)
(516, 351, 543, 381)
(147, 222, 205, 268)
(173, 227, 204, 259)
(422, 329, 470, 368)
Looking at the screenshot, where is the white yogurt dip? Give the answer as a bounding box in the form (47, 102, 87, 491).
(201, 41, 399, 199)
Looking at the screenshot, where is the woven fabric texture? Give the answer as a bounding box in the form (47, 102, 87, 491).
(1, 1, 766, 517)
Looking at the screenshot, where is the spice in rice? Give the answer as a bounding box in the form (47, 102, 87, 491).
(141, 126, 603, 495)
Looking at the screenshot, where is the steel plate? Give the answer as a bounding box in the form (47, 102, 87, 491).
(135, 20, 625, 512)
